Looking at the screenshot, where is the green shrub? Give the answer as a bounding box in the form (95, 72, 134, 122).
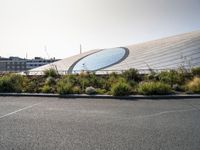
(88, 73, 98, 86)
(191, 67, 200, 77)
(158, 69, 192, 86)
(158, 70, 181, 86)
(137, 82, 172, 95)
(22, 76, 35, 93)
(108, 75, 126, 87)
(0, 74, 24, 93)
(85, 86, 96, 95)
(172, 84, 185, 92)
(43, 68, 58, 78)
(95, 77, 110, 91)
(22, 76, 44, 93)
(111, 82, 132, 96)
(78, 78, 89, 91)
(96, 88, 107, 95)
(186, 77, 200, 93)
(73, 86, 81, 94)
(57, 82, 73, 95)
(45, 77, 56, 85)
(96, 77, 108, 89)
(41, 85, 52, 93)
(109, 72, 119, 78)
(144, 72, 159, 81)
(122, 68, 141, 82)
(65, 74, 78, 86)
(87, 73, 104, 88)
(127, 80, 137, 88)
(177, 67, 193, 82)
(29, 82, 41, 93)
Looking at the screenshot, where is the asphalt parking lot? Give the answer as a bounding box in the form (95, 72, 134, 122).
(0, 97, 200, 150)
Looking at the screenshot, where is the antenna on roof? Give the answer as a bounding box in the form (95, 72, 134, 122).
(80, 44, 82, 54)
(43, 45, 59, 74)
(44, 45, 50, 59)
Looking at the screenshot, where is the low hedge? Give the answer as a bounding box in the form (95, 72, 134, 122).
(137, 82, 172, 95)
(57, 82, 73, 95)
(0, 74, 24, 93)
(111, 82, 132, 96)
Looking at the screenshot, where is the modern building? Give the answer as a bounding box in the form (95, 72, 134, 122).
(0, 56, 59, 73)
(28, 30, 200, 75)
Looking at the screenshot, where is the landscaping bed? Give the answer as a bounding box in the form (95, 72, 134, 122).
(0, 67, 200, 96)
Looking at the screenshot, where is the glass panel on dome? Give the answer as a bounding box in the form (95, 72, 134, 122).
(70, 47, 128, 73)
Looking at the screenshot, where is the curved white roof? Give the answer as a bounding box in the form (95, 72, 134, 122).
(29, 30, 200, 75)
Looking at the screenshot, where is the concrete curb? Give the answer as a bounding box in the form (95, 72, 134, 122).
(0, 93, 200, 100)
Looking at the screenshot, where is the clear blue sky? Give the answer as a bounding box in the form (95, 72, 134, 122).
(0, 0, 200, 59)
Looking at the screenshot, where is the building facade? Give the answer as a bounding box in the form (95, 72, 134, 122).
(26, 57, 58, 70)
(0, 57, 59, 73)
(0, 57, 27, 72)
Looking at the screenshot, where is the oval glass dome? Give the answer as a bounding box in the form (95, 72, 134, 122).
(70, 47, 128, 73)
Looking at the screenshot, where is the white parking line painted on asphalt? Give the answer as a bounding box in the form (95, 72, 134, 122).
(136, 108, 198, 119)
(0, 102, 41, 119)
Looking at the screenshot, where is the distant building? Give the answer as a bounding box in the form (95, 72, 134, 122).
(26, 57, 58, 70)
(0, 57, 27, 72)
(0, 56, 59, 73)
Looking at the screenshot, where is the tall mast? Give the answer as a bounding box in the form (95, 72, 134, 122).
(80, 44, 82, 54)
